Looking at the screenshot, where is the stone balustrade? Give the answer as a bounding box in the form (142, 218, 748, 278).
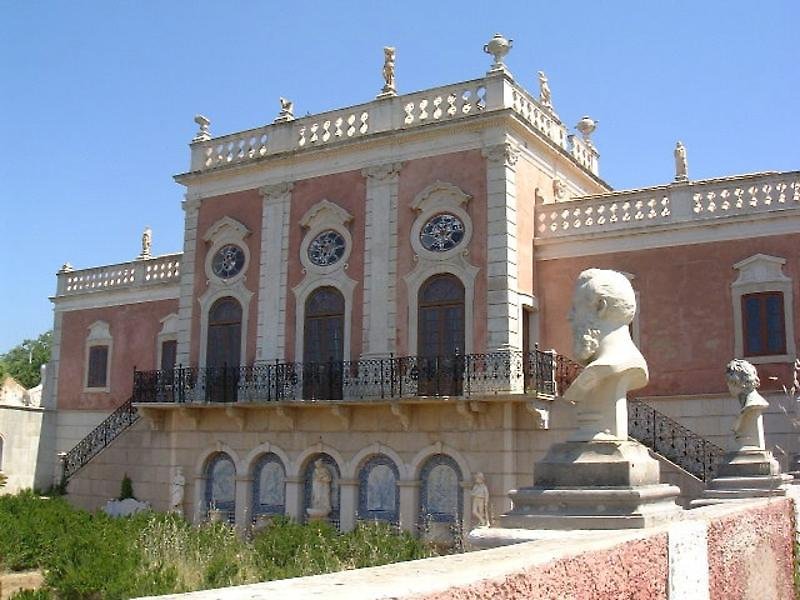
(187, 74, 599, 176)
(536, 171, 800, 238)
(56, 253, 182, 297)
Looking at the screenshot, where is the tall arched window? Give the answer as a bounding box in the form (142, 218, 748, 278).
(418, 275, 465, 395)
(303, 287, 345, 399)
(302, 453, 341, 527)
(419, 454, 462, 526)
(204, 452, 236, 523)
(207, 297, 242, 402)
(357, 455, 400, 524)
(252, 453, 286, 519)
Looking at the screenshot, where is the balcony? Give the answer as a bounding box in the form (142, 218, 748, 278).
(132, 349, 579, 406)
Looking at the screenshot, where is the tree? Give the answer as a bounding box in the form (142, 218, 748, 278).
(0, 331, 52, 389)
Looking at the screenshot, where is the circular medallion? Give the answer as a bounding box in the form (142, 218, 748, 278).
(307, 230, 346, 267)
(419, 213, 465, 252)
(211, 244, 246, 279)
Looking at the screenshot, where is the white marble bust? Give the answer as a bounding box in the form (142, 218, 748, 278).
(726, 359, 769, 450)
(563, 269, 648, 441)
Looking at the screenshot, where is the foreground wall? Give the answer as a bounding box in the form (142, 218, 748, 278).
(142, 497, 796, 600)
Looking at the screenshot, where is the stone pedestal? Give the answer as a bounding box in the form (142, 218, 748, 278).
(499, 440, 681, 531)
(691, 449, 792, 507)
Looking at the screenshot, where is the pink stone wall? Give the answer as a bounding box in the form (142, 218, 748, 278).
(515, 159, 547, 297)
(57, 299, 178, 410)
(536, 233, 800, 396)
(285, 171, 366, 361)
(192, 190, 263, 365)
(396, 151, 488, 354)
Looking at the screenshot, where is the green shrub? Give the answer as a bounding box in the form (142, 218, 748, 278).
(119, 474, 134, 500)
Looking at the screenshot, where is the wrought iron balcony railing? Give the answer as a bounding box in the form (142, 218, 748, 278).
(133, 349, 575, 405)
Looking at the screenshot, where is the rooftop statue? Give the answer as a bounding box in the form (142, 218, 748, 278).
(674, 140, 688, 182)
(726, 359, 769, 450)
(275, 97, 295, 123)
(537, 71, 553, 112)
(380, 46, 396, 97)
(563, 268, 648, 441)
(139, 226, 152, 259)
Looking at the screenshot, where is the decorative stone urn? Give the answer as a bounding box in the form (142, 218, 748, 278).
(575, 116, 597, 145)
(483, 33, 513, 72)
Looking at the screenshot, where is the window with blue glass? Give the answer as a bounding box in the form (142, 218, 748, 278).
(204, 452, 236, 523)
(742, 292, 786, 356)
(252, 453, 286, 518)
(357, 455, 399, 524)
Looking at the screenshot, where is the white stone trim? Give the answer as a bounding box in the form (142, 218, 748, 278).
(345, 442, 408, 480)
(43, 311, 63, 409)
(203, 217, 251, 286)
(290, 442, 346, 479)
(361, 163, 402, 358)
(256, 183, 293, 362)
(482, 140, 522, 352)
(197, 283, 253, 368)
(83, 321, 112, 392)
(404, 258, 479, 356)
(241, 442, 292, 477)
(293, 199, 357, 362)
(156, 313, 179, 369)
(52, 285, 179, 313)
(177, 195, 201, 366)
(194, 442, 243, 477)
(409, 181, 473, 262)
(668, 520, 710, 600)
(731, 253, 796, 364)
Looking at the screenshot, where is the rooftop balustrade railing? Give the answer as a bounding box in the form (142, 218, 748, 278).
(133, 349, 576, 405)
(55, 253, 182, 298)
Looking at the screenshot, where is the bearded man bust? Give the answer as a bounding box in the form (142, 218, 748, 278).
(563, 268, 648, 442)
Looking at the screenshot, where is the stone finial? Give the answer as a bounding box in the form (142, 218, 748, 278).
(377, 46, 397, 98)
(59, 262, 74, 273)
(192, 114, 211, 142)
(138, 226, 152, 260)
(538, 71, 553, 111)
(483, 33, 513, 74)
(274, 97, 295, 123)
(674, 140, 688, 182)
(575, 116, 598, 147)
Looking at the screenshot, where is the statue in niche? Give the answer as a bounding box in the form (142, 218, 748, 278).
(538, 71, 553, 111)
(726, 359, 769, 450)
(170, 466, 186, 516)
(563, 269, 648, 441)
(308, 459, 332, 518)
(674, 141, 688, 182)
(139, 226, 152, 259)
(381, 46, 396, 96)
(471, 472, 491, 527)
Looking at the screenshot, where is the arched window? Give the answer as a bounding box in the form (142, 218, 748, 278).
(419, 454, 462, 525)
(302, 453, 341, 527)
(417, 275, 465, 395)
(252, 453, 286, 518)
(303, 288, 345, 399)
(204, 452, 236, 523)
(207, 297, 242, 402)
(357, 455, 400, 524)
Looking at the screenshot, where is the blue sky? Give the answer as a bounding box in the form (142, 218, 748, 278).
(1, 1, 798, 352)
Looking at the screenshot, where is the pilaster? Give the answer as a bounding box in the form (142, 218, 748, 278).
(338, 478, 360, 532)
(284, 476, 303, 521)
(361, 163, 402, 358)
(235, 475, 253, 529)
(257, 183, 293, 362)
(482, 142, 522, 352)
(176, 194, 202, 366)
(397, 479, 420, 533)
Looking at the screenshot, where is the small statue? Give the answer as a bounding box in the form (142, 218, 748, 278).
(726, 359, 769, 450)
(471, 472, 491, 527)
(275, 97, 295, 123)
(309, 459, 332, 517)
(139, 227, 152, 259)
(382, 47, 396, 95)
(192, 114, 211, 142)
(170, 466, 186, 516)
(563, 269, 648, 441)
(674, 141, 688, 182)
(538, 71, 553, 111)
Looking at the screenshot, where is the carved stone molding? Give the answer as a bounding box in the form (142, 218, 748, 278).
(526, 401, 551, 430)
(225, 406, 247, 432)
(482, 142, 520, 170)
(456, 400, 484, 429)
(259, 182, 294, 202)
(330, 405, 351, 429)
(274, 405, 295, 429)
(390, 402, 410, 431)
(362, 162, 403, 181)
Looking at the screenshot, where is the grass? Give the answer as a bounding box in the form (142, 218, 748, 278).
(0, 491, 435, 599)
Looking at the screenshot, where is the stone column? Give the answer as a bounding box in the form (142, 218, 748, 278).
(235, 475, 253, 530)
(482, 142, 522, 353)
(256, 183, 293, 362)
(284, 476, 303, 521)
(176, 194, 202, 366)
(338, 478, 359, 532)
(192, 475, 207, 524)
(361, 164, 402, 358)
(397, 479, 420, 533)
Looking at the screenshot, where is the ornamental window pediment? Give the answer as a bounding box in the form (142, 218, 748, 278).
(299, 199, 354, 275)
(410, 181, 473, 262)
(203, 217, 251, 285)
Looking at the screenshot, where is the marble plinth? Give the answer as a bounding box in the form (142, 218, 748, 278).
(691, 449, 792, 507)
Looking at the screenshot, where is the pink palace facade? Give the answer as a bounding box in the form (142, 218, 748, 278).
(35, 43, 800, 532)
